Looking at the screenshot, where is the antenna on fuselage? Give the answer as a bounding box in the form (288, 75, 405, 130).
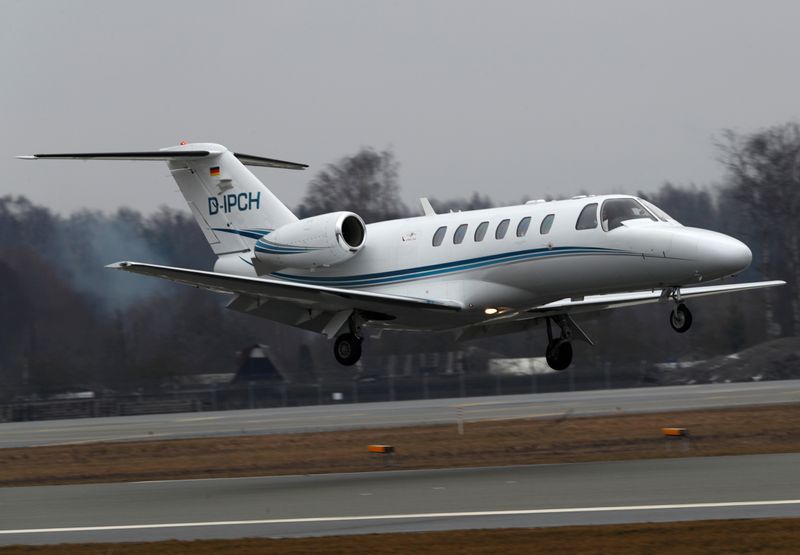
(419, 197, 436, 216)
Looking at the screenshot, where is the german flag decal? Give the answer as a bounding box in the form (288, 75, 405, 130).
(210, 166, 221, 177)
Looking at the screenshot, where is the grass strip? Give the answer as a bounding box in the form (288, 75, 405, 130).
(1, 404, 798, 487)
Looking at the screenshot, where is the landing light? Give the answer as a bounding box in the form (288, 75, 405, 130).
(484, 307, 499, 315)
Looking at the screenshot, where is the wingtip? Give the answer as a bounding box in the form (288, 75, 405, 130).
(106, 261, 132, 270)
(16, 155, 36, 160)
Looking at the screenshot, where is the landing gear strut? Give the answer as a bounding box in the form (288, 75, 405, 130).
(334, 333, 362, 366)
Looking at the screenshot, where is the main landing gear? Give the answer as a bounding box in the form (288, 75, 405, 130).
(546, 338, 573, 371)
(545, 315, 593, 371)
(334, 333, 362, 365)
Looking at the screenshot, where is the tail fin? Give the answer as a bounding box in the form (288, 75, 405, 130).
(20, 143, 307, 255)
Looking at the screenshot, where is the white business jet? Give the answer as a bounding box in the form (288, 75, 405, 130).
(20, 143, 784, 369)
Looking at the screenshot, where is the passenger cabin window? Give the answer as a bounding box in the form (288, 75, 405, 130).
(575, 203, 598, 230)
(453, 223, 468, 244)
(432, 226, 447, 246)
(540, 214, 554, 234)
(601, 198, 657, 231)
(495, 219, 510, 239)
(474, 221, 489, 242)
(516, 216, 531, 237)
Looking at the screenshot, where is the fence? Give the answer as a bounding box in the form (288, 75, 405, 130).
(0, 365, 653, 422)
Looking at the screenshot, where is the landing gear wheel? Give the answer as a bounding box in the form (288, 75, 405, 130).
(334, 333, 362, 366)
(670, 303, 692, 333)
(546, 339, 573, 371)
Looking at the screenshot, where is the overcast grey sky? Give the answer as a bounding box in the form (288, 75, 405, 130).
(3, 0, 799, 215)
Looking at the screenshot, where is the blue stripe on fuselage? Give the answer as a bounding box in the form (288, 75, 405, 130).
(270, 246, 635, 287)
(211, 228, 272, 240)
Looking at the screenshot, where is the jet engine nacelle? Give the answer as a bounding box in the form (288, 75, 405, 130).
(254, 211, 367, 270)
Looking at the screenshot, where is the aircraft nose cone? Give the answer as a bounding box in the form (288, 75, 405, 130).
(698, 232, 752, 279)
(729, 237, 753, 273)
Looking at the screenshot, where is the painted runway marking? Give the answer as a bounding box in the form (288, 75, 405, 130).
(41, 433, 167, 447)
(175, 416, 224, 422)
(2, 499, 799, 535)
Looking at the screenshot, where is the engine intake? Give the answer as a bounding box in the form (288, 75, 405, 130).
(254, 211, 367, 270)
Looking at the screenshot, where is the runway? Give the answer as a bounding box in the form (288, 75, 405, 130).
(2, 380, 799, 448)
(0, 453, 798, 544)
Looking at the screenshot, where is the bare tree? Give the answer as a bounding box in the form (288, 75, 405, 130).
(429, 192, 494, 214)
(717, 122, 800, 336)
(297, 148, 408, 223)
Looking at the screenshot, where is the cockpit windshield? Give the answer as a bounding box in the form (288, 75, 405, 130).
(639, 199, 680, 224)
(600, 198, 658, 231)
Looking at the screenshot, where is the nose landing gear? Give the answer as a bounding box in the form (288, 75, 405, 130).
(662, 287, 693, 333)
(670, 303, 692, 333)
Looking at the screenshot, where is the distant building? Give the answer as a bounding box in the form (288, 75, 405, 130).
(488, 357, 555, 376)
(233, 344, 285, 382)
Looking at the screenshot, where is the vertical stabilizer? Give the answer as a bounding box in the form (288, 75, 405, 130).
(164, 143, 300, 255)
(19, 142, 306, 256)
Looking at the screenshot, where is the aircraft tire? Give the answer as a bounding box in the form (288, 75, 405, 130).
(334, 333, 362, 366)
(670, 303, 692, 333)
(546, 339, 572, 371)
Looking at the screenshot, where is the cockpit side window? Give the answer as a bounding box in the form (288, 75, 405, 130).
(600, 198, 658, 231)
(575, 203, 598, 230)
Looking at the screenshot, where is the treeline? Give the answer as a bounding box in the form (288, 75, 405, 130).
(0, 123, 797, 397)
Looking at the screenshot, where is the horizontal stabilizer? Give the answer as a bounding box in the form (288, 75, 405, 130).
(18, 150, 307, 170)
(232, 153, 308, 170)
(17, 151, 210, 161)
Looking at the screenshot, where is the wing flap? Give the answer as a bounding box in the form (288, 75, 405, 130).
(107, 261, 462, 313)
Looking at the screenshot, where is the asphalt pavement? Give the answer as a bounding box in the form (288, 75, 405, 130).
(0, 452, 798, 544)
(2, 380, 799, 448)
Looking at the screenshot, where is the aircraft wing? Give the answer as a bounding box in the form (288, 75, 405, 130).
(527, 280, 786, 318)
(107, 262, 462, 319)
(461, 280, 785, 341)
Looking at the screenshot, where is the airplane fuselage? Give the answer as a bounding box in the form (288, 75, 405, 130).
(214, 194, 752, 331)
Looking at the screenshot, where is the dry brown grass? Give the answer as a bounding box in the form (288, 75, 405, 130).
(1, 404, 799, 487)
(1, 518, 799, 554)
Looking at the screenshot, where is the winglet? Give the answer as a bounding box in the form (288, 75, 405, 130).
(420, 197, 436, 216)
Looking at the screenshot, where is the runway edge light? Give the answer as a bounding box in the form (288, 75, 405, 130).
(662, 427, 688, 437)
(368, 444, 394, 454)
